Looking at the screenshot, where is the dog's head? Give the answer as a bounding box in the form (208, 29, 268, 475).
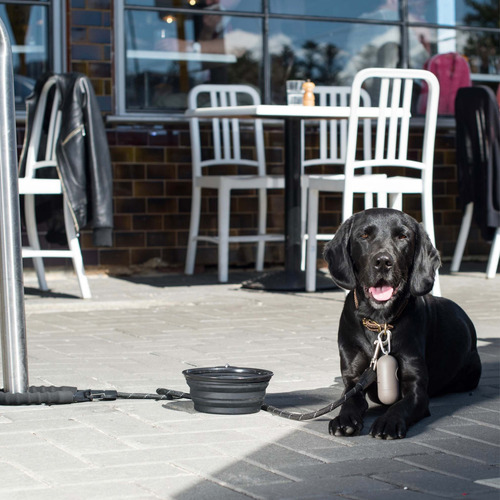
(323, 208, 440, 320)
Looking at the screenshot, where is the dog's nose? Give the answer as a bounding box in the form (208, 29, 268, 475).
(373, 252, 393, 270)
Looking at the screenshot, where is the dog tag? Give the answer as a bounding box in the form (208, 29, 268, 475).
(377, 354, 399, 405)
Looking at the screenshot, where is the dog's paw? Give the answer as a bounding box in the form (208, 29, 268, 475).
(369, 415, 407, 440)
(329, 414, 364, 437)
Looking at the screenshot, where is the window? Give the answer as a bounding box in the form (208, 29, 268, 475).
(115, 0, 500, 116)
(116, 0, 263, 114)
(0, 0, 65, 113)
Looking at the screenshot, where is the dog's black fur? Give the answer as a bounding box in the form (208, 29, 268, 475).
(324, 208, 481, 439)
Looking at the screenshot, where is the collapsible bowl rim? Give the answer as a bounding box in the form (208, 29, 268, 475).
(182, 365, 274, 383)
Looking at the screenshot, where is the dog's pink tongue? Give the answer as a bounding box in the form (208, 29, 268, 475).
(369, 286, 394, 302)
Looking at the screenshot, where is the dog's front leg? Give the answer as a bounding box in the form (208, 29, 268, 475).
(369, 363, 430, 439)
(329, 388, 369, 436)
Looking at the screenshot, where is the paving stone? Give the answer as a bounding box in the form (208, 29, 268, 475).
(372, 469, 496, 497)
(0, 443, 89, 474)
(136, 475, 253, 499)
(308, 441, 437, 463)
(0, 462, 46, 492)
(280, 457, 419, 481)
(82, 444, 225, 467)
(348, 489, 439, 500)
(416, 437, 500, 465)
(250, 474, 396, 498)
(469, 491, 500, 500)
(434, 423, 500, 445)
(5, 482, 157, 500)
(43, 462, 190, 485)
(172, 455, 294, 487)
(396, 452, 499, 480)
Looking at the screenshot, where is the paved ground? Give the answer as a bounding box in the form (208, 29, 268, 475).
(0, 264, 498, 499)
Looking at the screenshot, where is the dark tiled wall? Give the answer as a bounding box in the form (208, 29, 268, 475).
(21, 1, 491, 273)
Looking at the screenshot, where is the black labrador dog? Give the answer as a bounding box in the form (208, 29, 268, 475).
(324, 208, 481, 439)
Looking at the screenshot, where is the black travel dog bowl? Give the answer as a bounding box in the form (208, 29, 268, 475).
(182, 365, 273, 415)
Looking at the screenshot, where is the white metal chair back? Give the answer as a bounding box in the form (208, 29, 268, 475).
(19, 75, 91, 299)
(343, 67, 440, 228)
(300, 85, 373, 268)
(305, 69, 440, 294)
(185, 83, 284, 283)
(24, 77, 62, 178)
(302, 86, 372, 169)
(188, 84, 265, 176)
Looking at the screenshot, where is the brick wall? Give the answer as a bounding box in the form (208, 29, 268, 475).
(19, 0, 493, 274)
(88, 121, 492, 273)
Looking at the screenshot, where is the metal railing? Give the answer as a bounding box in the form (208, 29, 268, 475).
(0, 17, 29, 393)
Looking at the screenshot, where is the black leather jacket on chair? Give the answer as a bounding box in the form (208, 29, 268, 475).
(455, 86, 500, 241)
(20, 72, 113, 247)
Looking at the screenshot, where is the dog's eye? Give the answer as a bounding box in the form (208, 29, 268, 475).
(398, 234, 408, 240)
(361, 233, 369, 239)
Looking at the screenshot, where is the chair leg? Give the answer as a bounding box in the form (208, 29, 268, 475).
(421, 192, 437, 249)
(451, 202, 473, 273)
(218, 187, 231, 283)
(255, 188, 266, 272)
(185, 186, 201, 276)
(432, 271, 441, 297)
(419, 192, 440, 296)
(63, 202, 91, 299)
(486, 227, 500, 279)
(300, 183, 308, 271)
(342, 189, 354, 222)
(305, 188, 320, 292)
(24, 194, 49, 291)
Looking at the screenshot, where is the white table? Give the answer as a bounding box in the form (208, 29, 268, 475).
(185, 104, 353, 291)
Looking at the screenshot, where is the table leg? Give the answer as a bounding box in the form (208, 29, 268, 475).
(242, 117, 336, 291)
(284, 118, 303, 277)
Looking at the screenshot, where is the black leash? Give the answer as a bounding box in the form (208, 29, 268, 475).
(0, 367, 377, 421)
(260, 366, 376, 420)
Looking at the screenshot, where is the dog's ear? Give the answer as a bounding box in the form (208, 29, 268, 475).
(323, 216, 356, 290)
(409, 223, 441, 296)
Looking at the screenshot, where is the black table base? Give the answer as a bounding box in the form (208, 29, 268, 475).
(241, 270, 338, 292)
(242, 118, 338, 292)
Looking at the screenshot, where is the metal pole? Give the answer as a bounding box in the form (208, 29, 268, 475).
(0, 17, 29, 393)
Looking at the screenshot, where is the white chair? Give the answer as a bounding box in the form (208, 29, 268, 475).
(19, 76, 91, 299)
(184, 84, 285, 282)
(451, 86, 500, 279)
(306, 68, 441, 295)
(300, 86, 372, 268)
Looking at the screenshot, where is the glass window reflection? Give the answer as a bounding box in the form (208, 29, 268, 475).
(270, 0, 401, 20)
(125, 9, 262, 111)
(119, 0, 500, 113)
(0, 4, 48, 109)
(408, 0, 498, 27)
(412, 27, 499, 79)
(269, 19, 405, 103)
(125, 0, 262, 13)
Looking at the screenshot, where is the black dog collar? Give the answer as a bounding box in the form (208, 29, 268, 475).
(353, 289, 408, 333)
